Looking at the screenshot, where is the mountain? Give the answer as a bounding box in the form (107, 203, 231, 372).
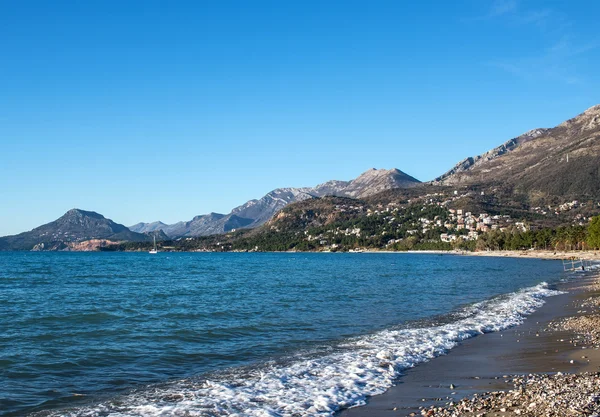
(128, 221, 168, 234)
(130, 168, 421, 238)
(434, 105, 600, 200)
(0, 209, 150, 251)
(341, 168, 421, 198)
(8, 107, 598, 250)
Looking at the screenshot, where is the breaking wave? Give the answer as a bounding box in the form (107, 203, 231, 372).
(38, 283, 562, 417)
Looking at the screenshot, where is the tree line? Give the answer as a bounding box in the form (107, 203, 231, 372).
(475, 217, 600, 251)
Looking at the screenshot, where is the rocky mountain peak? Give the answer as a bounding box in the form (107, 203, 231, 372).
(343, 168, 420, 198)
(434, 104, 600, 198)
(438, 105, 600, 186)
(129, 168, 420, 238)
(558, 104, 600, 133)
(192, 212, 225, 221)
(357, 168, 386, 177)
(353, 168, 406, 180)
(63, 208, 104, 220)
(521, 128, 549, 139)
(0, 209, 150, 250)
(128, 221, 168, 234)
(583, 104, 600, 115)
(433, 126, 553, 184)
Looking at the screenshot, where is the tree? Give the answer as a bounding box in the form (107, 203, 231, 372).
(587, 216, 600, 249)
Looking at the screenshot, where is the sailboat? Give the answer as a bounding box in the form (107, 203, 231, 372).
(149, 235, 158, 254)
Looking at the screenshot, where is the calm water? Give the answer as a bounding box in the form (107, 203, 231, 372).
(0, 252, 566, 416)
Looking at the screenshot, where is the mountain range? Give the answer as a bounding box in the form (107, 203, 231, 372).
(129, 168, 420, 238)
(0, 209, 155, 251)
(1, 105, 599, 251)
(434, 104, 600, 200)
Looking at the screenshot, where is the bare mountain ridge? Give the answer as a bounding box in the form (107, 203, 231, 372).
(128, 221, 168, 233)
(434, 105, 600, 199)
(342, 168, 420, 197)
(434, 128, 549, 183)
(130, 168, 421, 238)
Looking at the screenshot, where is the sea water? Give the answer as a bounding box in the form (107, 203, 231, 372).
(0, 252, 568, 416)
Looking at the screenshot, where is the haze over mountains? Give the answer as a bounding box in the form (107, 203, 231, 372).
(1, 105, 599, 251)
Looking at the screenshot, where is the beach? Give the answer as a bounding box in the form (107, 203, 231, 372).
(339, 261, 600, 417)
(400, 250, 599, 262)
(1, 252, 571, 417)
(467, 250, 600, 262)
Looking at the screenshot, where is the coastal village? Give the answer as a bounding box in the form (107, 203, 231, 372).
(296, 190, 597, 252)
(303, 202, 520, 250)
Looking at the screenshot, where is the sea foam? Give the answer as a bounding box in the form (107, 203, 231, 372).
(40, 283, 562, 417)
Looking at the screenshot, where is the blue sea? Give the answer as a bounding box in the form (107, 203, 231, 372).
(0, 252, 569, 416)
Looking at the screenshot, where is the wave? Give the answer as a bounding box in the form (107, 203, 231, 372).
(34, 283, 562, 417)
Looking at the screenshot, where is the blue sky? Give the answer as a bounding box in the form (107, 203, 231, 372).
(1, 0, 599, 236)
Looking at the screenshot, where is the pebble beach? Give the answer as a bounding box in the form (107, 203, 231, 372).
(418, 270, 600, 417)
(341, 256, 600, 417)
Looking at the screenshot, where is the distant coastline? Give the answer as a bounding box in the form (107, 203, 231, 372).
(402, 249, 600, 261)
(121, 248, 600, 262)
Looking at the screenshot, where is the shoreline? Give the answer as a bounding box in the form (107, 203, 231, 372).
(338, 266, 600, 417)
(459, 249, 600, 261)
(388, 249, 600, 261)
(10, 248, 600, 262)
(4, 253, 600, 416)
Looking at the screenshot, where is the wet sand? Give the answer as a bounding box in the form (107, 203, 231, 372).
(338, 269, 600, 417)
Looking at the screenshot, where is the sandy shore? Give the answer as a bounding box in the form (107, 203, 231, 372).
(366, 249, 600, 262)
(338, 266, 600, 417)
(466, 250, 600, 262)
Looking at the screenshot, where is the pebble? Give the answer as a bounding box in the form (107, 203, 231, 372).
(415, 288, 600, 417)
(415, 372, 600, 416)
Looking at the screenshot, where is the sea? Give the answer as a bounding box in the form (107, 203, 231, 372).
(0, 252, 579, 416)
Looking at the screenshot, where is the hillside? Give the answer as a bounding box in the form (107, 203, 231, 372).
(130, 168, 421, 238)
(434, 105, 600, 201)
(7, 106, 600, 251)
(131, 103, 600, 241)
(0, 209, 152, 251)
(121, 180, 597, 254)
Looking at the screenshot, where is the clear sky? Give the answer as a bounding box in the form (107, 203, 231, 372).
(1, 0, 599, 236)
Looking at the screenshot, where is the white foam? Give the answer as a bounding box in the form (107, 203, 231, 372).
(45, 283, 563, 417)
